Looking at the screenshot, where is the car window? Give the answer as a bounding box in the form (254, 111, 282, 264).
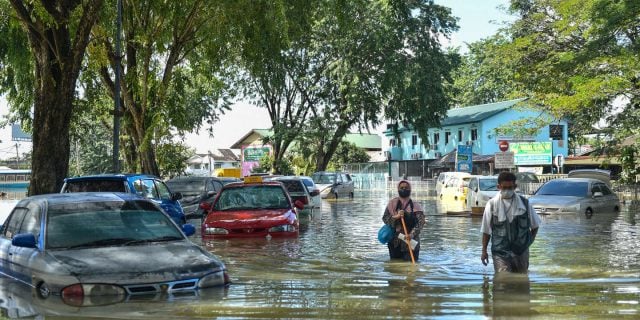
(2, 207, 28, 239)
(18, 202, 41, 236)
(536, 180, 589, 197)
(46, 200, 183, 249)
(479, 179, 498, 191)
(279, 180, 306, 193)
(313, 173, 336, 184)
(167, 179, 205, 194)
(599, 184, 613, 195)
(133, 179, 158, 199)
(64, 180, 127, 192)
(301, 179, 314, 187)
(214, 185, 289, 210)
(342, 174, 352, 182)
(468, 178, 478, 191)
(155, 180, 172, 200)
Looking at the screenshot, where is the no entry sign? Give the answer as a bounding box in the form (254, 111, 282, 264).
(498, 140, 509, 152)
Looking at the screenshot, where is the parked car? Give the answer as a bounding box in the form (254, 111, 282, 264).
(61, 174, 186, 225)
(528, 178, 620, 215)
(515, 172, 540, 183)
(435, 172, 471, 198)
(0, 193, 229, 306)
(218, 177, 242, 185)
(300, 176, 321, 208)
(311, 171, 354, 199)
(201, 179, 303, 238)
(166, 176, 224, 219)
(465, 175, 499, 212)
(268, 176, 315, 213)
(567, 169, 612, 186)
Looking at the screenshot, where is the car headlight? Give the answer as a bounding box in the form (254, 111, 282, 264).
(198, 270, 230, 288)
(268, 224, 297, 232)
(562, 203, 581, 212)
(204, 227, 228, 235)
(61, 283, 126, 307)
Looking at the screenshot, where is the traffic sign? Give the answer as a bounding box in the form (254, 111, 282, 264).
(498, 140, 509, 152)
(495, 151, 515, 169)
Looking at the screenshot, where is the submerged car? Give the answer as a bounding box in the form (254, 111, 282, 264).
(465, 176, 499, 212)
(201, 179, 302, 238)
(268, 176, 315, 213)
(166, 176, 224, 219)
(528, 178, 620, 215)
(0, 193, 229, 306)
(300, 176, 321, 208)
(311, 171, 354, 199)
(61, 174, 186, 225)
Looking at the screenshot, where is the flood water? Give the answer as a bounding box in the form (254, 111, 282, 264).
(1, 189, 639, 319)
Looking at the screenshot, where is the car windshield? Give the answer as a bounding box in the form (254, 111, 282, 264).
(277, 180, 306, 193)
(312, 173, 335, 184)
(166, 179, 205, 194)
(535, 180, 589, 197)
(301, 178, 314, 187)
(64, 180, 126, 192)
(46, 200, 183, 249)
(479, 179, 498, 191)
(214, 185, 289, 210)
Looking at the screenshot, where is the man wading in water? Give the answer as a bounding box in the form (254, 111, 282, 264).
(480, 172, 541, 272)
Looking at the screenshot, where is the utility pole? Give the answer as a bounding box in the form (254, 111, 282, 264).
(112, 0, 123, 172)
(15, 143, 19, 168)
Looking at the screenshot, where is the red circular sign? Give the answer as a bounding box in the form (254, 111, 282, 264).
(498, 140, 509, 152)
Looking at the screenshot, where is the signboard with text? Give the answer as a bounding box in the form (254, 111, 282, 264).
(456, 145, 473, 172)
(241, 145, 272, 176)
(511, 142, 552, 165)
(495, 151, 515, 169)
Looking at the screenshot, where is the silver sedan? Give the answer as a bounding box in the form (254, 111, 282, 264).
(0, 193, 229, 306)
(528, 178, 620, 215)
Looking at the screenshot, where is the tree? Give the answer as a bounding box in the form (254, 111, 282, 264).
(305, 0, 459, 171)
(327, 142, 370, 170)
(1, 0, 104, 195)
(88, 0, 233, 176)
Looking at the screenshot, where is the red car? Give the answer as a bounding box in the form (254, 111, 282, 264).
(201, 180, 303, 238)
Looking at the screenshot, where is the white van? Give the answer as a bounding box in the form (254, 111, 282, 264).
(465, 175, 499, 213)
(436, 172, 471, 198)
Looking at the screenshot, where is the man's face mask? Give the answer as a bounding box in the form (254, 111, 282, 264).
(500, 189, 515, 198)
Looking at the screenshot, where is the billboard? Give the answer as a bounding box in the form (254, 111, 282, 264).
(456, 145, 473, 172)
(511, 142, 552, 165)
(11, 124, 32, 142)
(241, 145, 271, 176)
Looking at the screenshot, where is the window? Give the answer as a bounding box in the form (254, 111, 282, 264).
(19, 203, 41, 235)
(134, 179, 158, 199)
(471, 129, 478, 141)
(458, 130, 463, 142)
(155, 181, 172, 200)
(389, 138, 396, 147)
(412, 134, 418, 146)
(445, 132, 451, 144)
(2, 208, 27, 239)
(549, 125, 564, 140)
(433, 133, 440, 145)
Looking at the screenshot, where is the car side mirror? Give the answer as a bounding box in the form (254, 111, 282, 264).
(593, 191, 603, 198)
(199, 202, 212, 211)
(12, 233, 37, 248)
(206, 191, 217, 198)
(294, 200, 305, 209)
(172, 192, 183, 201)
(182, 223, 196, 237)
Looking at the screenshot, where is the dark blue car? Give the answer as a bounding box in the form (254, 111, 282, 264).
(61, 174, 186, 225)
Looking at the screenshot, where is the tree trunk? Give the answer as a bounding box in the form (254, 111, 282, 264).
(29, 50, 74, 195)
(315, 123, 350, 172)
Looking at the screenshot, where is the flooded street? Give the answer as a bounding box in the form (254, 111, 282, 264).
(1, 189, 639, 318)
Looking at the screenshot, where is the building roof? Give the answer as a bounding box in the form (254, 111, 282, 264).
(442, 98, 527, 126)
(188, 149, 239, 164)
(230, 129, 381, 150)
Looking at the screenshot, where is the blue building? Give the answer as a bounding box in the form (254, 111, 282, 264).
(383, 98, 569, 175)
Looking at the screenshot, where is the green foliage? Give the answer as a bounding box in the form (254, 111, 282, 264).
(156, 141, 194, 179)
(328, 142, 370, 168)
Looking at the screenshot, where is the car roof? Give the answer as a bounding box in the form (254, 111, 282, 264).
(20, 192, 141, 206)
(547, 178, 604, 183)
(167, 176, 220, 182)
(64, 173, 159, 182)
(223, 181, 285, 188)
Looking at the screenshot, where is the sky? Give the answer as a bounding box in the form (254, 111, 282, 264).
(0, 0, 512, 158)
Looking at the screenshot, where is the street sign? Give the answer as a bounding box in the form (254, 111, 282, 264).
(456, 145, 473, 172)
(495, 151, 515, 169)
(498, 140, 509, 152)
(511, 142, 552, 165)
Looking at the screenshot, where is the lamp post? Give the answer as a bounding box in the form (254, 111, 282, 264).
(549, 138, 554, 174)
(112, 0, 123, 172)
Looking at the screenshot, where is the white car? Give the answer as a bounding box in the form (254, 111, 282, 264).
(300, 176, 321, 208)
(435, 172, 471, 198)
(465, 175, 499, 212)
(311, 171, 354, 199)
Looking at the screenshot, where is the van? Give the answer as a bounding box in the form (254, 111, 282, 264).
(436, 172, 471, 198)
(465, 175, 499, 213)
(439, 175, 471, 203)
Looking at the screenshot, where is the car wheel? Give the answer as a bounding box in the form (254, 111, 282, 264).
(349, 192, 354, 198)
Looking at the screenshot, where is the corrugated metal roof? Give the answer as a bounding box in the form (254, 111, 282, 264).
(442, 98, 526, 126)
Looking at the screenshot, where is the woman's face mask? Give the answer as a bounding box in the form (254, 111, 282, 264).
(398, 185, 411, 198)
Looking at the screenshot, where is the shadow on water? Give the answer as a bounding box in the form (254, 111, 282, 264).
(1, 189, 639, 318)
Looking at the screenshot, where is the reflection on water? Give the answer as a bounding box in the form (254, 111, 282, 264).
(1, 190, 639, 318)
